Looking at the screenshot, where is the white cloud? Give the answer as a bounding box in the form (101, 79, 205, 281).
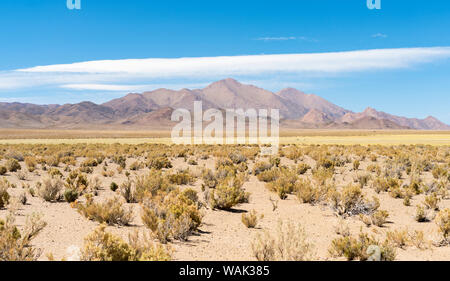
(256, 36, 317, 42)
(256, 37, 297, 41)
(60, 83, 208, 92)
(18, 47, 450, 75)
(372, 33, 388, 38)
(0, 47, 448, 91)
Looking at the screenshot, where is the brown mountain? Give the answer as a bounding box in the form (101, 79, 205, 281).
(340, 107, 450, 130)
(0, 79, 448, 130)
(276, 88, 349, 118)
(301, 109, 334, 124)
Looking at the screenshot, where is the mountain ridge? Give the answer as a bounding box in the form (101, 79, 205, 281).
(0, 78, 449, 130)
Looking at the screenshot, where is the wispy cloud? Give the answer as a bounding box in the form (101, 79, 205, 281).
(256, 36, 297, 41)
(60, 83, 208, 92)
(255, 36, 317, 42)
(372, 33, 388, 38)
(0, 47, 448, 92)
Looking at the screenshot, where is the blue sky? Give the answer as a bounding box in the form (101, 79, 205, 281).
(1, 0, 450, 123)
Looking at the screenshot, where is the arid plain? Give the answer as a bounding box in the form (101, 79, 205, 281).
(0, 130, 449, 261)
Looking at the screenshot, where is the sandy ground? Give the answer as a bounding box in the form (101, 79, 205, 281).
(1, 153, 449, 261)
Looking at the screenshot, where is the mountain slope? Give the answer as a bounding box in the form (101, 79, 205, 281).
(0, 79, 448, 130)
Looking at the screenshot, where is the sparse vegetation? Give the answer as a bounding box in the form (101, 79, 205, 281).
(251, 220, 315, 261)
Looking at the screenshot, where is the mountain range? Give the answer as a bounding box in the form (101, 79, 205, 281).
(0, 78, 449, 130)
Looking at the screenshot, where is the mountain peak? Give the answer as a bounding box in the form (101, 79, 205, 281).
(208, 78, 242, 88)
(363, 106, 377, 113)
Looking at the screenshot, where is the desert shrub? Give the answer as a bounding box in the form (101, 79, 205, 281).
(372, 177, 389, 193)
(80, 225, 171, 261)
(317, 158, 334, 170)
(141, 189, 202, 243)
(297, 163, 311, 175)
(0, 213, 46, 261)
(4, 151, 24, 161)
(64, 188, 79, 203)
(311, 167, 334, 185)
(202, 169, 219, 188)
(370, 210, 389, 227)
(6, 159, 21, 172)
(77, 196, 133, 226)
(253, 161, 273, 175)
(209, 175, 250, 210)
(81, 158, 98, 167)
(241, 210, 262, 228)
(168, 170, 194, 185)
(44, 155, 59, 167)
(266, 169, 298, 199)
(353, 160, 360, 171)
(424, 193, 440, 211)
(37, 176, 64, 202)
(129, 161, 142, 171)
(329, 233, 396, 261)
(407, 178, 423, 195)
(65, 170, 88, 193)
(60, 156, 76, 166)
(296, 179, 329, 205)
(113, 155, 126, 169)
(251, 220, 315, 261)
(135, 170, 173, 202)
(147, 157, 172, 170)
(432, 165, 447, 180)
(0, 166, 6, 176)
(386, 229, 409, 249)
(414, 205, 433, 222)
(48, 168, 63, 178)
(19, 192, 27, 205)
(0, 179, 11, 209)
(182, 188, 199, 203)
(24, 157, 37, 172)
(256, 168, 279, 183)
(110, 182, 118, 192)
(187, 158, 198, 165)
(435, 209, 450, 242)
(270, 157, 281, 168)
(328, 185, 379, 217)
(355, 172, 371, 188)
(120, 179, 137, 203)
(229, 152, 247, 164)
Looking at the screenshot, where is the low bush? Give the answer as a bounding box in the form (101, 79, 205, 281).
(209, 175, 250, 210)
(135, 170, 173, 202)
(0, 178, 11, 209)
(423, 193, 440, 211)
(64, 189, 79, 203)
(253, 161, 272, 175)
(0, 213, 46, 261)
(329, 232, 396, 261)
(435, 209, 450, 242)
(80, 225, 171, 261)
(241, 210, 262, 228)
(37, 176, 64, 202)
(120, 179, 137, 203)
(147, 157, 172, 170)
(77, 196, 133, 226)
(328, 185, 380, 218)
(25, 157, 37, 172)
(168, 170, 194, 185)
(110, 182, 118, 192)
(6, 159, 21, 172)
(141, 189, 202, 243)
(251, 220, 315, 261)
(296, 179, 329, 205)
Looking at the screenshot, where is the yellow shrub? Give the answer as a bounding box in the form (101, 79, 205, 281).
(81, 225, 171, 261)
